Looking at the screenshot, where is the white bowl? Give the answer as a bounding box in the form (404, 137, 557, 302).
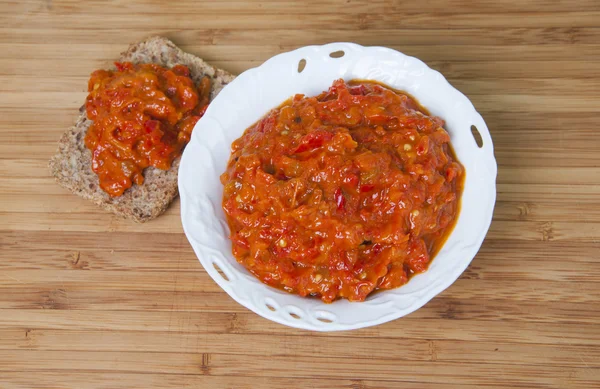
(179, 43, 497, 331)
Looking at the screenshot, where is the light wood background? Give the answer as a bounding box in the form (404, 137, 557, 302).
(1, 1, 600, 388)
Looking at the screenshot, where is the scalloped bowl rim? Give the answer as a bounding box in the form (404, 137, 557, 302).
(179, 42, 497, 331)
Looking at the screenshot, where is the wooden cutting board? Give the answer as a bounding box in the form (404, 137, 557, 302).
(1, 1, 599, 388)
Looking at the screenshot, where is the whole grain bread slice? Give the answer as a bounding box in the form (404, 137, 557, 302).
(49, 36, 235, 222)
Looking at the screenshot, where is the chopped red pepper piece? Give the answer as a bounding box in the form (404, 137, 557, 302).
(144, 120, 159, 134)
(349, 84, 368, 95)
(360, 183, 375, 192)
(293, 130, 333, 153)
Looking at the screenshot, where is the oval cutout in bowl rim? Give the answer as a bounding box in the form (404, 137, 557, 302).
(297, 58, 307, 73)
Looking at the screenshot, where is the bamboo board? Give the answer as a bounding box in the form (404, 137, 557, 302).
(1, 1, 599, 388)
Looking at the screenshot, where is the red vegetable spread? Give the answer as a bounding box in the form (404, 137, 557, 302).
(221, 79, 464, 302)
(85, 62, 210, 197)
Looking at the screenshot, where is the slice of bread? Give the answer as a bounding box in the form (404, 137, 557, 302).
(49, 36, 235, 222)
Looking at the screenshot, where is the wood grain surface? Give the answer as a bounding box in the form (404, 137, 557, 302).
(1, 1, 600, 388)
